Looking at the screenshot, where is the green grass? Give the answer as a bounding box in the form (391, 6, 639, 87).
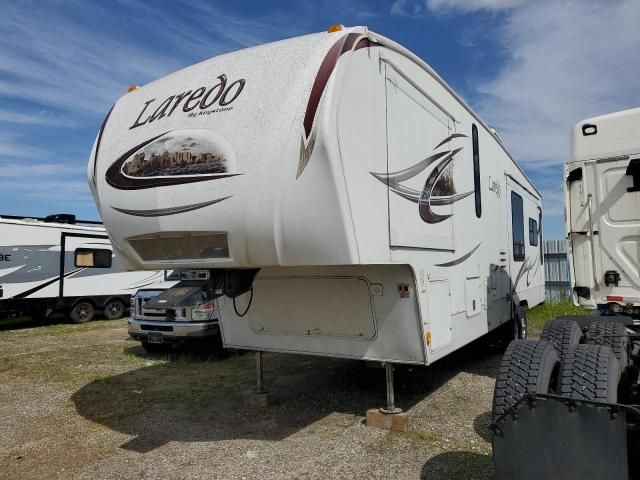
(0, 318, 127, 338)
(528, 301, 588, 337)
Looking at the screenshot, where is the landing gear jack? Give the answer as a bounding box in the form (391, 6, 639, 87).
(366, 363, 409, 431)
(254, 351, 270, 407)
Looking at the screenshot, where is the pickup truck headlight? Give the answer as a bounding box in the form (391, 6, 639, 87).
(191, 303, 214, 321)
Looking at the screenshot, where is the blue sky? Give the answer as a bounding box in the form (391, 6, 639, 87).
(0, 0, 638, 239)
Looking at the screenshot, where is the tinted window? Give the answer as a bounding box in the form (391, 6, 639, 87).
(472, 124, 481, 218)
(538, 209, 544, 264)
(511, 192, 525, 262)
(529, 218, 539, 246)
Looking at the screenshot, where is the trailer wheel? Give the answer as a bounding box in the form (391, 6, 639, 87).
(492, 339, 560, 421)
(559, 344, 620, 402)
(540, 318, 583, 358)
(70, 301, 94, 324)
(103, 299, 125, 320)
(514, 304, 528, 339)
(585, 321, 629, 370)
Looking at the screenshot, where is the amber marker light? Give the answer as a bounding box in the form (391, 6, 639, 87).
(426, 331, 432, 346)
(128, 85, 138, 93)
(327, 24, 344, 33)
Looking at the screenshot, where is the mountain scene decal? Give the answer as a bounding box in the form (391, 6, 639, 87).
(106, 129, 239, 189)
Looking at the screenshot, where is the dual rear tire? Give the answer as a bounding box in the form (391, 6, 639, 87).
(493, 318, 629, 422)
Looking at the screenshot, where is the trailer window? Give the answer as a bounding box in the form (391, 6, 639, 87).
(75, 248, 112, 268)
(529, 218, 539, 246)
(472, 124, 481, 218)
(511, 192, 525, 262)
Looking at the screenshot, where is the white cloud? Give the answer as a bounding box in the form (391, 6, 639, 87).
(426, 0, 525, 11)
(0, 109, 77, 128)
(391, 0, 425, 16)
(471, 0, 640, 216)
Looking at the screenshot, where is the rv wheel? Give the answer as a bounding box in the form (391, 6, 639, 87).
(492, 340, 560, 421)
(70, 301, 94, 324)
(513, 304, 528, 340)
(103, 299, 125, 320)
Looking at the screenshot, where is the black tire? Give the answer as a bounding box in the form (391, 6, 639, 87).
(559, 344, 620, 402)
(585, 321, 629, 370)
(70, 301, 94, 324)
(141, 341, 172, 354)
(492, 339, 560, 421)
(540, 318, 583, 358)
(103, 299, 126, 320)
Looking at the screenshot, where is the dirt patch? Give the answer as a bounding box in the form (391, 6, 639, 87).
(0, 320, 500, 480)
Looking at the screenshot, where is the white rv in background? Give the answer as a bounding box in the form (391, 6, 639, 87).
(0, 214, 164, 323)
(87, 26, 544, 366)
(566, 107, 640, 319)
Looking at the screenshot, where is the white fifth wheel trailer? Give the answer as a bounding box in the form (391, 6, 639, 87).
(87, 26, 544, 402)
(0, 214, 164, 323)
(566, 107, 640, 319)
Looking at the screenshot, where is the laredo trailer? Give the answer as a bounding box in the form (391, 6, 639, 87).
(88, 26, 544, 406)
(0, 214, 164, 323)
(491, 108, 640, 479)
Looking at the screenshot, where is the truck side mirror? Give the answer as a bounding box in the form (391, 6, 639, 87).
(74, 248, 113, 268)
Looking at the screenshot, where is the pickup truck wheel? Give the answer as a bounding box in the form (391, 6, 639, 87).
(70, 301, 94, 324)
(492, 339, 560, 421)
(103, 299, 125, 320)
(559, 344, 620, 402)
(540, 318, 583, 358)
(585, 321, 629, 370)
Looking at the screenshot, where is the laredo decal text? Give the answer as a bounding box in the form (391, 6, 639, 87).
(0, 254, 11, 262)
(489, 176, 501, 198)
(129, 74, 245, 130)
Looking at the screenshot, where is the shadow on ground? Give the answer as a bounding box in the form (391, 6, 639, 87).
(71, 335, 504, 453)
(473, 410, 493, 443)
(421, 451, 494, 479)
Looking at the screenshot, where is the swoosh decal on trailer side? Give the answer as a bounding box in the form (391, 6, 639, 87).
(111, 196, 231, 217)
(435, 243, 481, 267)
(93, 104, 114, 185)
(11, 268, 85, 299)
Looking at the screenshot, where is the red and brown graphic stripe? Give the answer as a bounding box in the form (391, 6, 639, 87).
(303, 33, 381, 139)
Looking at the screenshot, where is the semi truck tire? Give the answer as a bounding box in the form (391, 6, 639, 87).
(586, 321, 629, 370)
(540, 318, 583, 358)
(559, 344, 620, 402)
(70, 301, 94, 324)
(492, 339, 560, 421)
(103, 299, 126, 320)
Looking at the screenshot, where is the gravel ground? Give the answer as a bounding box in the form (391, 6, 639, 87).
(0, 319, 502, 480)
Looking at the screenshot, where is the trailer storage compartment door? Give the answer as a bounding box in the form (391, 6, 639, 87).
(384, 62, 455, 251)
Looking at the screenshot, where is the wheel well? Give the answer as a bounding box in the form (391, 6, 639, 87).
(71, 297, 97, 309)
(519, 300, 529, 308)
(102, 296, 128, 309)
